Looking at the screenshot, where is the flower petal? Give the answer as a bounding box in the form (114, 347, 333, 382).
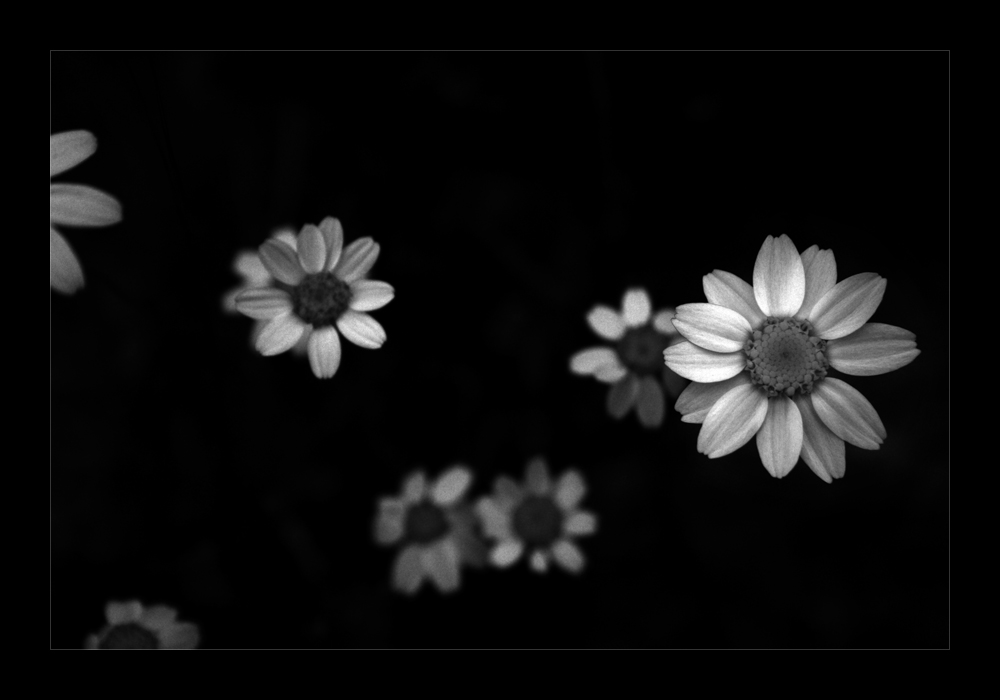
(233, 250, 270, 286)
(422, 539, 461, 593)
(234, 287, 292, 319)
(403, 472, 427, 502)
(476, 497, 513, 539)
(106, 600, 144, 625)
(432, 466, 473, 505)
(672, 303, 753, 353)
(606, 373, 640, 419)
(307, 326, 342, 379)
(272, 228, 298, 250)
(652, 308, 679, 336)
(525, 457, 551, 495)
(756, 396, 803, 479)
(753, 234, 806, 318)
(810, 378, 886, 450)
(335, 237, 380, 283)
(393, 545, 425, 595)
(158, 622, 200, 650)
(318, 217, 344, 271)
(349, 279, 395, 312)
(554, 470, 586, 511)
(636, 376, 665, 428)
(586, 305, 626, 341)
(139, 605, 178, 632)
(374, 498, 406, 544)
(698, 382, 768, 458)
(796, 245, 837, 320)
(564, 511, 597, 536)
(826, 323, 919, 376)
(569, 347, 618, 375)
(663, 341, 746, 383)
(255, 314, 307, 356)
(808, 273, 887, 340)
(49, 184, 122, 227)
(795, 396, 845, 483)
(491, 540, 524, 567)
(50, 130, 96, 177)
(50, 227, 84, 294)
(336, 310, 386, 349)
(259, 239, 305, 286)
(674, 373, 751, 424)
(552, 540, 586, 573)
(494, 477, 523, 511)
(703, 270, 766, 328)
(297, 224, 327, 275)
(594, 361, 628, 383)
(622, 288, 651, 327)
(530, 550, 549, 573)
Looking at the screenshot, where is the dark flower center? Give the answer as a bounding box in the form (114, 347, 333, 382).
(512, 495, 563, 547)
(744, 317, 829, 398)
(291, 272, 352, 327)
(404, 502, 449, 544)
(617, 325, 671, 374)
(98, 623, 160, 649)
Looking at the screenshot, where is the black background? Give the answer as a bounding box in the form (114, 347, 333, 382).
(51, 51, 948, 649)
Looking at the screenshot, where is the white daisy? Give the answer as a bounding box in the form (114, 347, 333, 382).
(234, 217, 393, 379)
(50, 131, 122, 294)
(85, 600, 199, 649)
(476, 457, 597, 574)
(570, 287, 687, 427)
(664, 234, 920, 482)
(374, 466, 484, 595)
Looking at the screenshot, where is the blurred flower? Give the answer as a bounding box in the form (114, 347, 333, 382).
(85, 600, 199, 649)
(50, 131, 122, 294)
(477, 457, 596, 574)
(223, 227, 307, 356)
(570, 287, 686, 427)
(374, 466, 484, 594)
(664, 234, 919, 482)
(234, 217, 393, 379)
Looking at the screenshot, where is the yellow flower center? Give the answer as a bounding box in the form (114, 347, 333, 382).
(744, 317, 829, 398)
(292, 272, 352, 327)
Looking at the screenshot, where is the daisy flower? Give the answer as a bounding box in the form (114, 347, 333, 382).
(476, 457, 597, 574)
(50, 131, 122, 294)
(570, 287, 687, 427)
(234, 217, 393, 379)
(663, 234, 920, 482)
(374, 466, 484, 595)
(85, 600, 200, 649)
(222, 227, 307, 356)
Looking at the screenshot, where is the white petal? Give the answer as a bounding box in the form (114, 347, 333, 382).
(318, 217, 344, 271)
(233, 250, 270, 286)
(564, 511, 597, 536)
(525, 457, 551, 495)
(675, 373, 751, 424)
(808, 273, 887, 340)
(259, 239, 305, 286)
(622, 288, 651, 327)
(552, 540, 586, 573)
(671, 303, 753, 353)
(663, 341, 747, 383)
(810, 378, 886, 450)
(491, 540, 524, 567)
(698, 383, 769, 458)
(307, 326, 342, 379)
(703, 270, 766, 328)
(476, 497, 513, 540)
(234, 288, 293, 319)
(570, 347, 618, 375)
(335, 237, 381, 283)
(105, 600, 143, 625)
(403, 472, 427, 502)
(753, 234, 805, 318)
(158, 622, 200, 650)
(796, 246, 837, 320)
(422, 539, 461, 593)
(393, 545, 425, 594)
(255, 314, 307, 356)
(349, 279, 395, 312)
(50, 227, 84, 294)
(606, 373, 640, 419)
(795, 396, 845, 483)
(652, 308, 679, 335)
(586, 305, 626, 341)
(554, 470, 586, 511)
(139, 605, 178, 632)
(636, 376, 665, 428)
(336, 310, 387, 349)
(756, 396, 803, 479)
(50, 130, 96, 177)
(594, 362, 628, 383)
(49, 184, 122, 227)
(530, 550, 549, 573)
(374, 498, 406, 544)
(272, 228, 298, 250)
(432, 466, 473, 505)
(297, 224, 327, 275)
(826, 323, 920, 376)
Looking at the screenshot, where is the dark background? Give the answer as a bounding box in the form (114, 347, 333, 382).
(51, 51, 948, 649)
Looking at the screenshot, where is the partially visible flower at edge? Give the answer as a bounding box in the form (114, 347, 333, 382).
(663, 234, 920, 482)
(570, 287, 687, 428)
(85, 600, 199, 649)
(50, 131, 123, 295)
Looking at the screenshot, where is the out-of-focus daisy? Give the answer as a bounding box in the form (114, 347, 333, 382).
(50, 131, 122, 294)
(374, 466, 484, 594)
(85, 600, 200, 649)
(223, 227, 307, 356)
(476, 457, 596, 574)
(570, 287, 686, 427)
(234, 217, 393, 379)
(664, 234, 919, 482)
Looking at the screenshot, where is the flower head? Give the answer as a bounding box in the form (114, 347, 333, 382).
(234, 218, 393, 378)
(476, 457, 597, 573)
(85, 600, 199, 649)
(664, 234, 919, 482)
(50, 131, 122, 294)
(374, 466, 484, 594)
(570, 287, 687, 427)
